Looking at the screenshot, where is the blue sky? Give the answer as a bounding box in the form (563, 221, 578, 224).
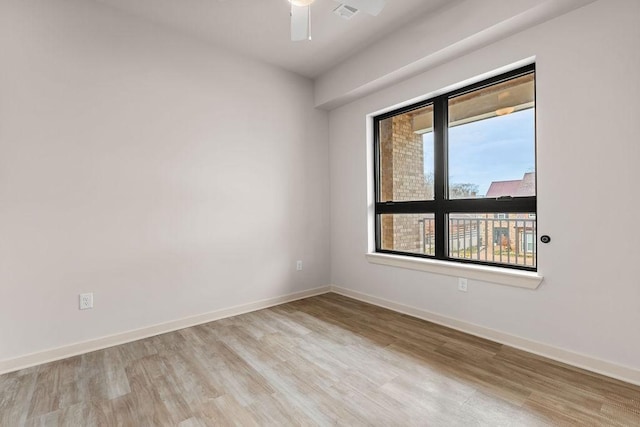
(423, 108, 535, 196)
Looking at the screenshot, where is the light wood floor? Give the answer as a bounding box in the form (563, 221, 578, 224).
(1, 293, 639, 426)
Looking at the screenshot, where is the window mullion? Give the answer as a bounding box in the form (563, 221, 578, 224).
(443, 197, 537, 213)
(433, 95, 448, 259)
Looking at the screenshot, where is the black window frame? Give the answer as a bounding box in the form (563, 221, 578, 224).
(373, 64, 537, 272)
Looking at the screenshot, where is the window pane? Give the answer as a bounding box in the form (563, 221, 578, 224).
(448, 73, 535, 199)
(448, 213, 536, 268)
(379, 105, 434, 202)
(380, 213, 435, 256)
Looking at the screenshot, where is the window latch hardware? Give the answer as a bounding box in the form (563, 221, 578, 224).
(384, 201, 395, 205)
(496, 196, 513, 202)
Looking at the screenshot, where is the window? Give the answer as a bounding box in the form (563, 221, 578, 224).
(521, 231, 536, 254)
(374, 64, 536, 271)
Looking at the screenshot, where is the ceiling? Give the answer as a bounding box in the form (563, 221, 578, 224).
(95, 0, 453, 78)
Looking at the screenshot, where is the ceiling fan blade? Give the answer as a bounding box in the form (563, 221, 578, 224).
(335, 0, 385, 16)
(291, 5, 311, 41)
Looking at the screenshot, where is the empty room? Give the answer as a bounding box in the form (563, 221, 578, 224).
(1, 0, 639, 425)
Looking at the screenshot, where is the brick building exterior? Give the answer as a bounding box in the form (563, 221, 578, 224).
(379, 111, 431, 253)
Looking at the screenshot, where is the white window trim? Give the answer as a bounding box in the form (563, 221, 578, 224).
(365, 252, 543, 289)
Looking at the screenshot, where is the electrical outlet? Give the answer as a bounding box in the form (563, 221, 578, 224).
(79, 293, 93, 310)
(296, 260, 303, 271)
(458, 278, 468, 292)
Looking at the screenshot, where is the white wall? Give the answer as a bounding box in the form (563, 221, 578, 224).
(329, 0, 640, 374)
(0, 0, 330, 362)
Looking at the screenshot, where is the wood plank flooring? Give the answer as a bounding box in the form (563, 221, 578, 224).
(1, 293, 639, 426)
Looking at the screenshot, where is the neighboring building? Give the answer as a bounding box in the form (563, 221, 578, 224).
(428, 173, 537, 267)
(471, 172, 537, 267)
(485, 172, 535, 198)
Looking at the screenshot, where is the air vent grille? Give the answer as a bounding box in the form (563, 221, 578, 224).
(333, 4, 359, 20)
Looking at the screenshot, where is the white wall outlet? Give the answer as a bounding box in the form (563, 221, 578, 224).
(296, 260, 303, 271)
(79, 292, 93, 310)
(458, 278, 468, 292)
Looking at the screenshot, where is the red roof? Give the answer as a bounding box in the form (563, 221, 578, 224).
(485, 172, 535, 197)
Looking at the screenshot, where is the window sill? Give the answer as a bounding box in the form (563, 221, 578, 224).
(365, 253, 543, 289)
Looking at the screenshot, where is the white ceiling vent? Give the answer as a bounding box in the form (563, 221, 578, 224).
(333, 4, 359, 20)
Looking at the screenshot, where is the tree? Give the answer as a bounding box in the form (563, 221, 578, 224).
(424, 174, 478, 198)
(424, 173, 434, 200)
(449, 183, 479, 198)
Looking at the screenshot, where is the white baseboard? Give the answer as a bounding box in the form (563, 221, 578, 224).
(0, 286, 331, 375)
(329, 285, 640, 387)
(5, 284, 639, 387)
